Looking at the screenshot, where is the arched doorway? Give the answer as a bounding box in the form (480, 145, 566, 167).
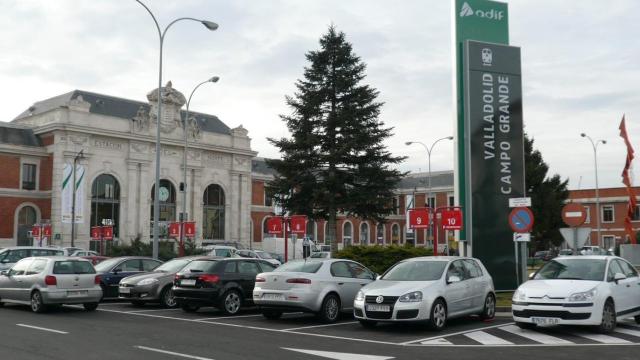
(203, 184, 225, 240)
(151, 180, 177, 238)
(343, 221, 353, 247)
(15, 205, 38, 246)
(91, 174, 120, 251)
(360, 222, 369, 245)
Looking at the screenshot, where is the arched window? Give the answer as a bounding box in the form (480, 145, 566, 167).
(392, 223, 400, 244)
(306, 219, 316, 243)
(359, 222, 369, 245)
(262, 217, 272, 241)
(343, 221, 352, 247)
(91, 174, 120, 235)
(203, 184, 225, 240)
(376, 223, 385, 244)
(16, 205, 38, 246)
(150, 179, 176, 223)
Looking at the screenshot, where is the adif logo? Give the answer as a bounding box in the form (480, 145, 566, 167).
(460, 2, 505, 21)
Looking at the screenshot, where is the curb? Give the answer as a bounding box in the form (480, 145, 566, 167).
(496, 306, 511, 313)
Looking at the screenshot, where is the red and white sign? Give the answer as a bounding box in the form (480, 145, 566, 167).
(32, 225, 41, 240)
(168, 222, 180, 238)
(102, 226, 114, 240)
(267, 217, 284, 234)
(184, 222, 196, 238)
(289, 215, 307, 235)
(562, 203, 587, 227)
(42, 224, 52, 238)
(91, 226, 101, 240)
(441, 209, 463, 230)
(408, 208, 430, 229)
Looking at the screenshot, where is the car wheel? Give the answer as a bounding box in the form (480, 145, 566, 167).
(30, 291, 46, 313)
(515, 321, 537, 330)
(262, 310, 283, 320)
(480, 293, 496, 320)
(160, 287, 178, 308)
(317, 293, 341, 323)
(83, 303, 99, 311)
(219, 290, 242, 315)
(635, 315, 640, 325)
(358, 319, 377, 328)
(427, 299, 447, 331)
(596, 300, 616, 334)
(130, 300, 146, 307)
(181, 303, 200, 313)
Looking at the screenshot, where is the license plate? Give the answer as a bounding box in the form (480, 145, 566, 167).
(67, 290, 88, 297)
(262, 293, 284, 301)
(119, 287, 131, 294)
(531, 317, 560, 325)
(181, 279, 196, 286)
(366, 304, 390, 312)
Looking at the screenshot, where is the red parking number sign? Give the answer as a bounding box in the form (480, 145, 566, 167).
(441, 209, 463, 230)
(102, 226, 113, 240)
(289, 215, 307, 234)
(43, 224, 52, 238)
(409, 208, 430, 229)
(267, 217, 284, 234)
(168, 222, 180, 238)
(184, 222, 196, 238)
(32, 225, 41, 240)
(91, 226, 101, 240)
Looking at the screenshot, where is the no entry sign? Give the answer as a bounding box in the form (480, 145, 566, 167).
(508, 207, 534, 233)
(561, 203, 587, 227)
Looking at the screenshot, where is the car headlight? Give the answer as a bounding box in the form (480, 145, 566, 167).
(399, 291, 423, 302)
(355, 290, 364, 301)
(138, 278, 159, 286)
(568, 288, 597, 302)
(513, 289, 526, 301)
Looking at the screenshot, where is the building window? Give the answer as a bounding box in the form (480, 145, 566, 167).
(306, 219, 316, 243)
(376, 223, 385, 244)
(203, 184, 225, 240)
(391, 223, 400, 244)
(21, 163, 37, 190)
(603, 235, 615, 250)
(633, 205, 640, 221)
(392, 197, 399, 215)
(150, 180, 177, 240)
(448, 195, 455, 207)
(16, 205, 38, 246)
(426, 195, 435, 209)
(264, 189, 273, 207)
(584, 206, 591, 224)
(602, 205, 614, 223)
(91, 175, 120, 251)
(360, 222, 369, 245)
(343, 221, 352, 247)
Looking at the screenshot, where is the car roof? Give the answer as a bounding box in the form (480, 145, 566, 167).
(1, 246, 64, 250)
(404, 256, 471, 262)
(28, 256, 92, 261)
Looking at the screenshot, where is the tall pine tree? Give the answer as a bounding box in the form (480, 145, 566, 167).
(267, 26, 405, 254)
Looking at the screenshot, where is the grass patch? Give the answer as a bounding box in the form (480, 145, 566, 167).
(495, 291, 513, 307)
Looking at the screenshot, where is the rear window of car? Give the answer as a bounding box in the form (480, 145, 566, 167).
(274, 261, 322, 273)
(53, 261, 96, 274)
(181, 260, 218, 273)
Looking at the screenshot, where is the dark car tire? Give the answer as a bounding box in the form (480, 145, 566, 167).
(635, 315, 640, 325)
(83, 303, 99, 311)
(160, 286, 178, 308)
(427, 299, 447, 331)
(219, 289, 243, 315)
(596, 300, 616, 334)
(317, 293, 341, 323)
(30, 291, 47, 313)
(515, 321, 537, 330)
(181, 303, 200, 313)
(262, 310, 283, 320)
(358, 319, 377, 328)
(479, 293, 496, 320)
(131, 300, 146, 307)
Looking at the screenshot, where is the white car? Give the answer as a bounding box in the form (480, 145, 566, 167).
(206, 246, 237, 258)
(354, 256, 496, 330)
(236, 249, 281, 267)
(512, 255, 640, 333)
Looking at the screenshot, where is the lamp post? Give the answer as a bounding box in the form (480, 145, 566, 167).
(180, 76, 219, 256)
(406, 136, 453, 250)
(71, 149, 85, 247)
(134, 0, 218, 259)
(581, 133, 606, 247)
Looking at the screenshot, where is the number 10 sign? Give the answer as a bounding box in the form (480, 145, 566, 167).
(441, 209, 463, 231)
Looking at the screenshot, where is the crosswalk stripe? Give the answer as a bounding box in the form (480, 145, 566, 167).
(614, 327, 640, 338)
(499, 325, 573, 344)
(464, 330, 514, 345)
(574, 332, 631, 344)
(420, 338, 454, 345)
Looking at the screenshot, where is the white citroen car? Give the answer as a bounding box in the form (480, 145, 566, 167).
(353, 256, 496, 330)
(512, 255, 640, 333)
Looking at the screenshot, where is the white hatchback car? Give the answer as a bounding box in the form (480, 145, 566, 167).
(512, 256, 640, 333)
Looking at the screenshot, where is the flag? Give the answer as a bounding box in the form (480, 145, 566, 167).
(619, 115, 637, 244)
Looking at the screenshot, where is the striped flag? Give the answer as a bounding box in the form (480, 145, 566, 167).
(619, 115, 637, 244)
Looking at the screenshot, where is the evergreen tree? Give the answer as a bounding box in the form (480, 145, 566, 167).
(267, 26, 405, 254)
(525, 134, 569, 250)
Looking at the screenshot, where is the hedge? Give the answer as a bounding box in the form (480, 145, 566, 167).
(334, 245, 433, 275)
(107, 238, 205, 261)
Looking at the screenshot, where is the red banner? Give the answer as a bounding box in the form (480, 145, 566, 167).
(619, 115, 637, 244)
(101, 226, 113, 240)
(441, 209, 463, 230)
(42, 224, 52, 238)
(289, 215, 307, 234)
(184, 222, 196, 238)
(168, 222, 180, 238)
(91, 226, 101, 240)
(408, 208, 430, 229)
(32, 225, 41, 239)
(267, 217, 284, 234)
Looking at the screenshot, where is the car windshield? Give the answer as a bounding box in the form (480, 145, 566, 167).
(274, 260, 322, 273)
(382, 261, 447, 281)
(180, 260, 218, 273)
(214, 249, 232, 257)
(94, 258, 122, 272)
(0, 249, 7, 261)
(154, 259, 191, 273)
(53, 260, 96, 274)
(255, 251, 272, 259)
(534, 258, 606, 281)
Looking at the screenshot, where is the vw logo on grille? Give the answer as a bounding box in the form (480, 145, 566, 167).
(376, 295, 384, 304)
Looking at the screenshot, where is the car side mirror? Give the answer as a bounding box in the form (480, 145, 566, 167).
(0, 270, 8, 276)
(375, 274, 381, 280)
(447, 275, 461, 284)
(528, 272, 536, 280)
(614, 272, 627, 283)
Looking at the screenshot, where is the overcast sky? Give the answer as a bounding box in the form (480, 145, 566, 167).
(1, 0, 638, 190)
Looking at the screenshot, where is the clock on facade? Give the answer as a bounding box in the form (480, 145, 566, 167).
(159, 186, 170, 202)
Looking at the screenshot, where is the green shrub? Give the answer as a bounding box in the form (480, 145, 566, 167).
(107, 237, 204, 261)
(334, 245, 433, 275)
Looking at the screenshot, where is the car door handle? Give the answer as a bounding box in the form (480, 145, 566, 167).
(338, 282, 344, 285)
(360, 283, 366, 286)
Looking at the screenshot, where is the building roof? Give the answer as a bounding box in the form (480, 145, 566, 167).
(252, 157, 277, 176)
(397, 171, 454, 190)
(13, 90, 230, 135)
(0, 124, 42, 147)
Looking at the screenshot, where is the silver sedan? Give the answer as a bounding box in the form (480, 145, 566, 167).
(253, 259, 376, 323)
(354, 256, 495, 330)
(0, 256, 102, 313)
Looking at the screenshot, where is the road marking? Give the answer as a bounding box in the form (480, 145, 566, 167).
(283, 321, 358, 331)
(128, 308, 184, 313)
(400, 322, 514, 345)
(464, 330, 514, 345)
(420, 338, 454, 345)
(134, 346, 213, 360)
(499, 325, 573, 344)
(194, 313, 264, 321)
(615, 327, 640, 338)
(16, 324, 68, 334)
(283, 347, 394, 360)
(574, 332, 631, 344)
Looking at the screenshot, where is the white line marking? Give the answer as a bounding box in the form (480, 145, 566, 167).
(499, 325, 573, 344)
(464, 330, 514, 345)
(134, 346, 213, 360)
(574, 332, 631, 344)
(16, 324, 68, 334)
(400, 322, 514, 345)
(283, 347, 394, 359)
(128, 308, 184, 313)
(283, 321, 358, 331)
(194, 314, 264, 321)
(615, 327, 640, 338)
(566, 212, 583, 217)
(420, 338, 454, 345)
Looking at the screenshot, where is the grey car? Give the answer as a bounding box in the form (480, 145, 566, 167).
(253, 259, 376, 323)
(353, 256, 495, 330)
(0, 247, 65, 271)
(0, 256, 102, 313)
(119, 256, 203, 308)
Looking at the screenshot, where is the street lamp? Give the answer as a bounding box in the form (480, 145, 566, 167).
(406, 136, 454, 249)
(71, 149, 85, 247)
(180, 76, 219, 256)
(581, 133, 606, 247)
(134, 0, 218, 259)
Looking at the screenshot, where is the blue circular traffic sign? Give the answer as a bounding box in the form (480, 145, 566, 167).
(508, 207, 534, 233)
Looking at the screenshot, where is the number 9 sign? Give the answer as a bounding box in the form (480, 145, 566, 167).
(409, 208, 430, 229)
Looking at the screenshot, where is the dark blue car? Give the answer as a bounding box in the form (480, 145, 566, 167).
(94, 257, 163, 299)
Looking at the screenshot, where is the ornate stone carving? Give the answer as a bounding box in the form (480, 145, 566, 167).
(70, 135, 88, 145)
(146, 81, 186, 135)
(206, 153, 231, 167)
(132, 106, 150, 132)
(187, 149, 201, 161)
(234, 156, 249, 166)
(131, 142, 148, 153)
(231, 125, 249, 137)
(67, 95, 91, 112)
(188, 116, 202, 141)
